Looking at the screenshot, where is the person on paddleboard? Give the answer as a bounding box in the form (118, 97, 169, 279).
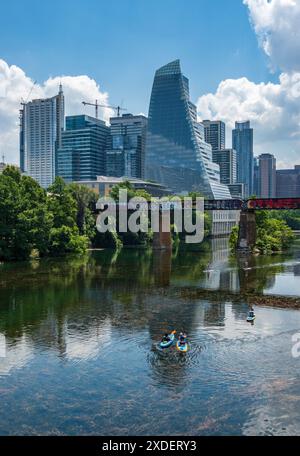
(249, 307, 255, 318)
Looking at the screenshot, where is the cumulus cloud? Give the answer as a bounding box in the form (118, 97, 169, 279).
(244, 0, 300, 72)
(0, 59, 113, 165)
(196, 0, 300, 168)
(197, 72, 300, 167)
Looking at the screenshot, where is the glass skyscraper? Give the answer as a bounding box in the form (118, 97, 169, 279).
(20, 85, 65, 188)
(232, 121, 254, 197)
(212, 149, 237, 185)
(57, 115, 109, 182)
(145, 60, 231, 199)
(106, 114, 148, 179)
(203, 120, 226, 151)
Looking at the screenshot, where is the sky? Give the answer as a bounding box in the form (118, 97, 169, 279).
(0, 0, 300, 168)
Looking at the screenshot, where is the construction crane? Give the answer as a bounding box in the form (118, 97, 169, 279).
(21, 80, 37, 106)
(82, 100, 127, 119)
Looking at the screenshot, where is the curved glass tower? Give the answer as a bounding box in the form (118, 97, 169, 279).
(145, 60, 231, 199)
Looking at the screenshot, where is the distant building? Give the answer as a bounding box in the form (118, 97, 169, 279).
(57, 115, 109, 182)
(212, 149, 237, 185)
(276, 165, 300, 198)
(253, 156, 259, 196)
(227, 183, 245, 199)
(232, 121, 254, 197)
(203, 120, 226, 151)
(76, 175, 171, 198)
(106, 114, 147, 179)
(20, 85, 65, 188)
(258, 153, 276, 198)
(0, 162, 6, 173)
(145, 60, 231, 199)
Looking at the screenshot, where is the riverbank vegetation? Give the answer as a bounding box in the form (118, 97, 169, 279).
(0, 167, 96, 261)
(230, 210, 295, 254)
(0, 168, 214, 260)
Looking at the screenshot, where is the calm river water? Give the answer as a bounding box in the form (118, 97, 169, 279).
(0, 237, 300, 436)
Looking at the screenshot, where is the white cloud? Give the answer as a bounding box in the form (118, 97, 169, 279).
(244, 0, 300, 72)
(197, 72, 300, 167)
(0, 59, 113, 165)
(196, 0, 300, 169)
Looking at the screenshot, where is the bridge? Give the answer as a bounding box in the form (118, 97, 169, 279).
(96, 198, 300, 251)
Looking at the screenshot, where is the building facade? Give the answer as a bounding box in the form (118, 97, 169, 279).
(253, 156, 259, 196)
(276, 166, 300, 197)
(203, 120, 225, 151)
(232, 121, 254, 197)
(227, 183, 245, 199)
(75, 175, 171, 197)
(106, 114, 147, 179)
(258, 153, 276, 198)
(145, 60, 231, 199)
(57, 115, 109, 182)
(212, 148, 237, 185)
(20, 85, 65, 188)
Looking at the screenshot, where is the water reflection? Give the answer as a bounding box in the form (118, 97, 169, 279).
(0, 238, 300, 435)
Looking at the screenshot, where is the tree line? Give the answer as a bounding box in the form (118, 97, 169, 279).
(0, 167, 211, 261)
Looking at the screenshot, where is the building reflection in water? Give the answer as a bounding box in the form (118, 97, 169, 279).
(0, 238, 299, 382)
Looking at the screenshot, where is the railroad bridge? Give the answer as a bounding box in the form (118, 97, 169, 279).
(97, 198, 300, 251)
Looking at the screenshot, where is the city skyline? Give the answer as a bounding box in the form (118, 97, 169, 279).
(0, 0, 300, 169)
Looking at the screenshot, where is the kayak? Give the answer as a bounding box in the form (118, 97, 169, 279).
(176, 340, 188, 353)
(160, 332, 175, 349)
(246, 314, 256, 322)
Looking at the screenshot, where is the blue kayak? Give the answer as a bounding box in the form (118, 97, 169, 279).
(160, 332, 175, 349)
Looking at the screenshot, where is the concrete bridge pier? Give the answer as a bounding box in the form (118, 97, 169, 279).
(153, 211, 172, 250)
(237, 210, 256, 252)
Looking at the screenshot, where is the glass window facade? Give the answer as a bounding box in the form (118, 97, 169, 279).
(145, 60, 231, 199)
(57, 115, 109, 182)
(232, 121, 254, 197)
(20, 85, 65, 188)
(106, 114, 148, 179)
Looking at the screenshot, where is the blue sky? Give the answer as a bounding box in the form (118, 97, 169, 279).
(1, 0, 300, 167)
(0, 0, 274, 114)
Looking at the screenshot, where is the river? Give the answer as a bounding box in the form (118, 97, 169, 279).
(0, 237, 300, 435)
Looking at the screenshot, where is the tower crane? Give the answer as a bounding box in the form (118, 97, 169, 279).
(21, 80, 37, 106)
(82, 100, 127, 119)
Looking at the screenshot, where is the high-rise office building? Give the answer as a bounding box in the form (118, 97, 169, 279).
(20, 85, 65, 188)
(145, 60, 231, 199)
(57, 115, 109, 182)
(106, 114, 147, 179)
(276, 166, 300, 197)
(253, 156, 259, 196)
(203, 120, 225, 151)
(232, 121, 254, 197)
(212, 148, 237, 185)
(258, 153, 276, 198)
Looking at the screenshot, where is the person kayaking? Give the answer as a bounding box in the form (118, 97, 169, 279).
(179, 332, 187, 345)
(161, 333, 171, 343)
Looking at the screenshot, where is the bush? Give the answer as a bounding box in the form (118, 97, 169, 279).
(48, 226, 88, 256)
